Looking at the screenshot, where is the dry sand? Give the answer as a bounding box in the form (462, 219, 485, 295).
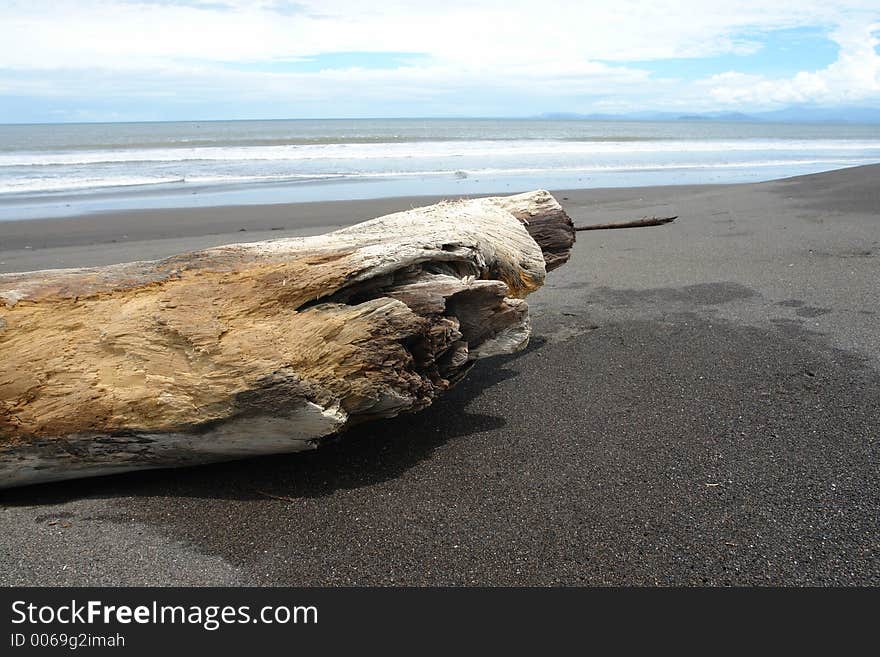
(0, 164, 878, 585)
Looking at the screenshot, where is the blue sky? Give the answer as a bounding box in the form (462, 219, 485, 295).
(0, 0, 878, 123)
(621, 27, 841, 79)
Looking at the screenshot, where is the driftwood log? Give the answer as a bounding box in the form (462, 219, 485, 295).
(0, 191, 575, 488)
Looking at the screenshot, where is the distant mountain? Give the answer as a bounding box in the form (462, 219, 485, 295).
(536, 110, 759, 121)
(675, 111, 753, 121)
(535, 106, 880, 124)
(750, 106, 880, 123)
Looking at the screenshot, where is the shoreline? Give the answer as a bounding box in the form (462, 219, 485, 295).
(1, 161, 876, 273)
(1, 159, 877, 223)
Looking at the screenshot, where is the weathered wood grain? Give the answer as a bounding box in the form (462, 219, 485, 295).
(0, 190, 574, 487)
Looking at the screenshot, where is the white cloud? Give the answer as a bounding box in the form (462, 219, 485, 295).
(0, 0, 879, 117)
(3, 0, 877, 67)
(704, 21, 880, 107)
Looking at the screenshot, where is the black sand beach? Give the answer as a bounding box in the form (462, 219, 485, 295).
(0, 165, 878, 585)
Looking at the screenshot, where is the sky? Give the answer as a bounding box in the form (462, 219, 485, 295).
(0, 0, 879, 122)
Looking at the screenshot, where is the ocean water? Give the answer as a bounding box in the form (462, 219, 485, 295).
(1, 118, 879, 219)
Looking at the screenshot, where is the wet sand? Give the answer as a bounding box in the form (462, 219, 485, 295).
(0, 164, 878, 585)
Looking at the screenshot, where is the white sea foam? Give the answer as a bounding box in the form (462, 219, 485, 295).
(1, 158, 874, 195)
(3, 138, 880, 168)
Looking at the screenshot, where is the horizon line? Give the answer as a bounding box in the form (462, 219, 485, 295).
(4, 112, 880, 127)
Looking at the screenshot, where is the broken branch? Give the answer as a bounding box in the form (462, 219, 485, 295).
(575, 216, 677, 231)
